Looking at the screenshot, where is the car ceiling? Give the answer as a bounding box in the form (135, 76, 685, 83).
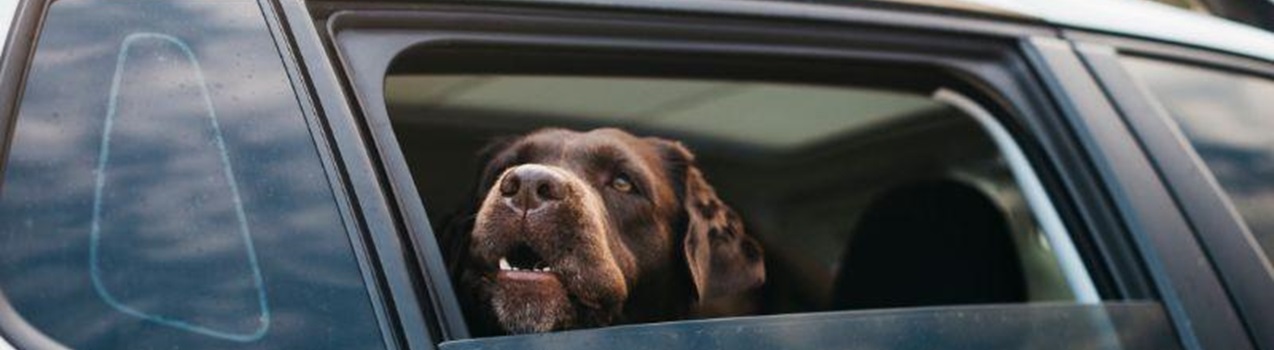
(386, 75, 945, 151)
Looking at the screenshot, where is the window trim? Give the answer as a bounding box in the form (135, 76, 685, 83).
(1067, 30, 1274, 350)
(0, 289, 64, 350)
(442, 301, 1173, 350)
(271, 0, 436, 349)
(0, 0, 47, 192)
(314, 2, 1154, 345)
(258, 0, 404, 348)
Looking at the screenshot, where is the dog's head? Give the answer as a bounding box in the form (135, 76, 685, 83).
(445, 128, 765, 335)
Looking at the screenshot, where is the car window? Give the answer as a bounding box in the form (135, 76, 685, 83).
(315, 4, 1188, 344)
(388, 73, 1089, 311)
(0, 0, 386, 348)
(372, 41, 1181, 347)
(1120, 56, 1274, 263)
(381, 65, 1177, 347)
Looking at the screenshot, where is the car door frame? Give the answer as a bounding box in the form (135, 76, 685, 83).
(0, 0, 47, 194)
(1065, 29, 1274, 350)
(267, 1, 444, 349)
(276, 0, 1241, 349)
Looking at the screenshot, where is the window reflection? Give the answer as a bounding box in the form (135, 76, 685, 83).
(0, 0, 385, 348)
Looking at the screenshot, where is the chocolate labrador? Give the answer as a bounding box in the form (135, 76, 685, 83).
(442, 128, 766, 335)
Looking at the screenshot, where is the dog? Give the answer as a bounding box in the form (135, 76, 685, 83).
(441, 128, 766, 335)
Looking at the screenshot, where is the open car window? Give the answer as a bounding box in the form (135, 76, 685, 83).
(381, 68, 1171, 348)
(326, 7, 1182, 349)
(387, 74, 1095, 311)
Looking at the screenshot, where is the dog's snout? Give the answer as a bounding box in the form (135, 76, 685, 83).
(501, 165, 567, 211)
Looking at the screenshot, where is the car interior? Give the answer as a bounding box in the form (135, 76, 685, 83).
(384, 49, 1079, 324)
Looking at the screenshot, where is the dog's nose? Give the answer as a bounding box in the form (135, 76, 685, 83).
(500, 165, 566, 211)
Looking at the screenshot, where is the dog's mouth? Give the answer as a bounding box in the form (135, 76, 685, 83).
(496, 244, 557, 280)
(465, 166, 629, 333)
(480, 240, 577, 333)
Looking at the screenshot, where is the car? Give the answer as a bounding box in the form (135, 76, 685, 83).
(0, 0, 1271, 349)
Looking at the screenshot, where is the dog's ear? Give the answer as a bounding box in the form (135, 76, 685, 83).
(442, 135, 518, 275)
(440, 212, 474, 276)
(474, 135, 519, 196)
(653, 139, 766, 303)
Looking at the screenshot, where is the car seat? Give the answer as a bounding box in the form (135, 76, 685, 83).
(832, 180, 1026, 310)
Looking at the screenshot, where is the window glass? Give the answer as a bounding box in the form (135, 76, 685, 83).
(1121, 56, 1274, 262)
(0, 0, 385, 348)
(439, 302, 1177, 350)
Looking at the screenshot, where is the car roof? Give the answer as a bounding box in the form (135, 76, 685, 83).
(448, 0, 1274, 63)
(947, 0, 1274, 62)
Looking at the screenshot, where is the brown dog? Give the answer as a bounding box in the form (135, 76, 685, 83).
(442, 128, 765, 335)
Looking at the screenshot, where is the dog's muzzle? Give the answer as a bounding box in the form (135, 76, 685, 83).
(468, 164, 630, 333)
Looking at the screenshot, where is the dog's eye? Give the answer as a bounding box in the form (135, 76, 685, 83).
(611, 174, 636, 193)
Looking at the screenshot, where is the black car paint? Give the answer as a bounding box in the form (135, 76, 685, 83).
(0, 0, 1267, 349)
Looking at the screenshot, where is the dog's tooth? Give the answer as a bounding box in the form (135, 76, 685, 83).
(499, 258, 512, 271)
(543, 266, 552, 272)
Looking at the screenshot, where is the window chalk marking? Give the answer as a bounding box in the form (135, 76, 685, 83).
(89, 32, 270, 342)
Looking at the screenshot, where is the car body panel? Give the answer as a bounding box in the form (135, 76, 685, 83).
(954, 0, 1274, 62)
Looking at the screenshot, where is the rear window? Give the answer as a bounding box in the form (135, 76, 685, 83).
(1120, 56, 1274, 263)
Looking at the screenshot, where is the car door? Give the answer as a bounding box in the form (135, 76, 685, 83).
(279, 0, 1224, 349)
(1068, 29, 1274, 350)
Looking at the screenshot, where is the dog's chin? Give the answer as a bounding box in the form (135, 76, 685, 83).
(489, 271, 575, 334)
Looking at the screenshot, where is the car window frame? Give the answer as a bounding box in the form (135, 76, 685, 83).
(442, 301, 1175, 350)
(257, 0, 404, 347)
(0, 0, 45, 193)
(274, 1, 444, 349)
(1066, 29, 1274, 350)
(291, 1, 1188, 347)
